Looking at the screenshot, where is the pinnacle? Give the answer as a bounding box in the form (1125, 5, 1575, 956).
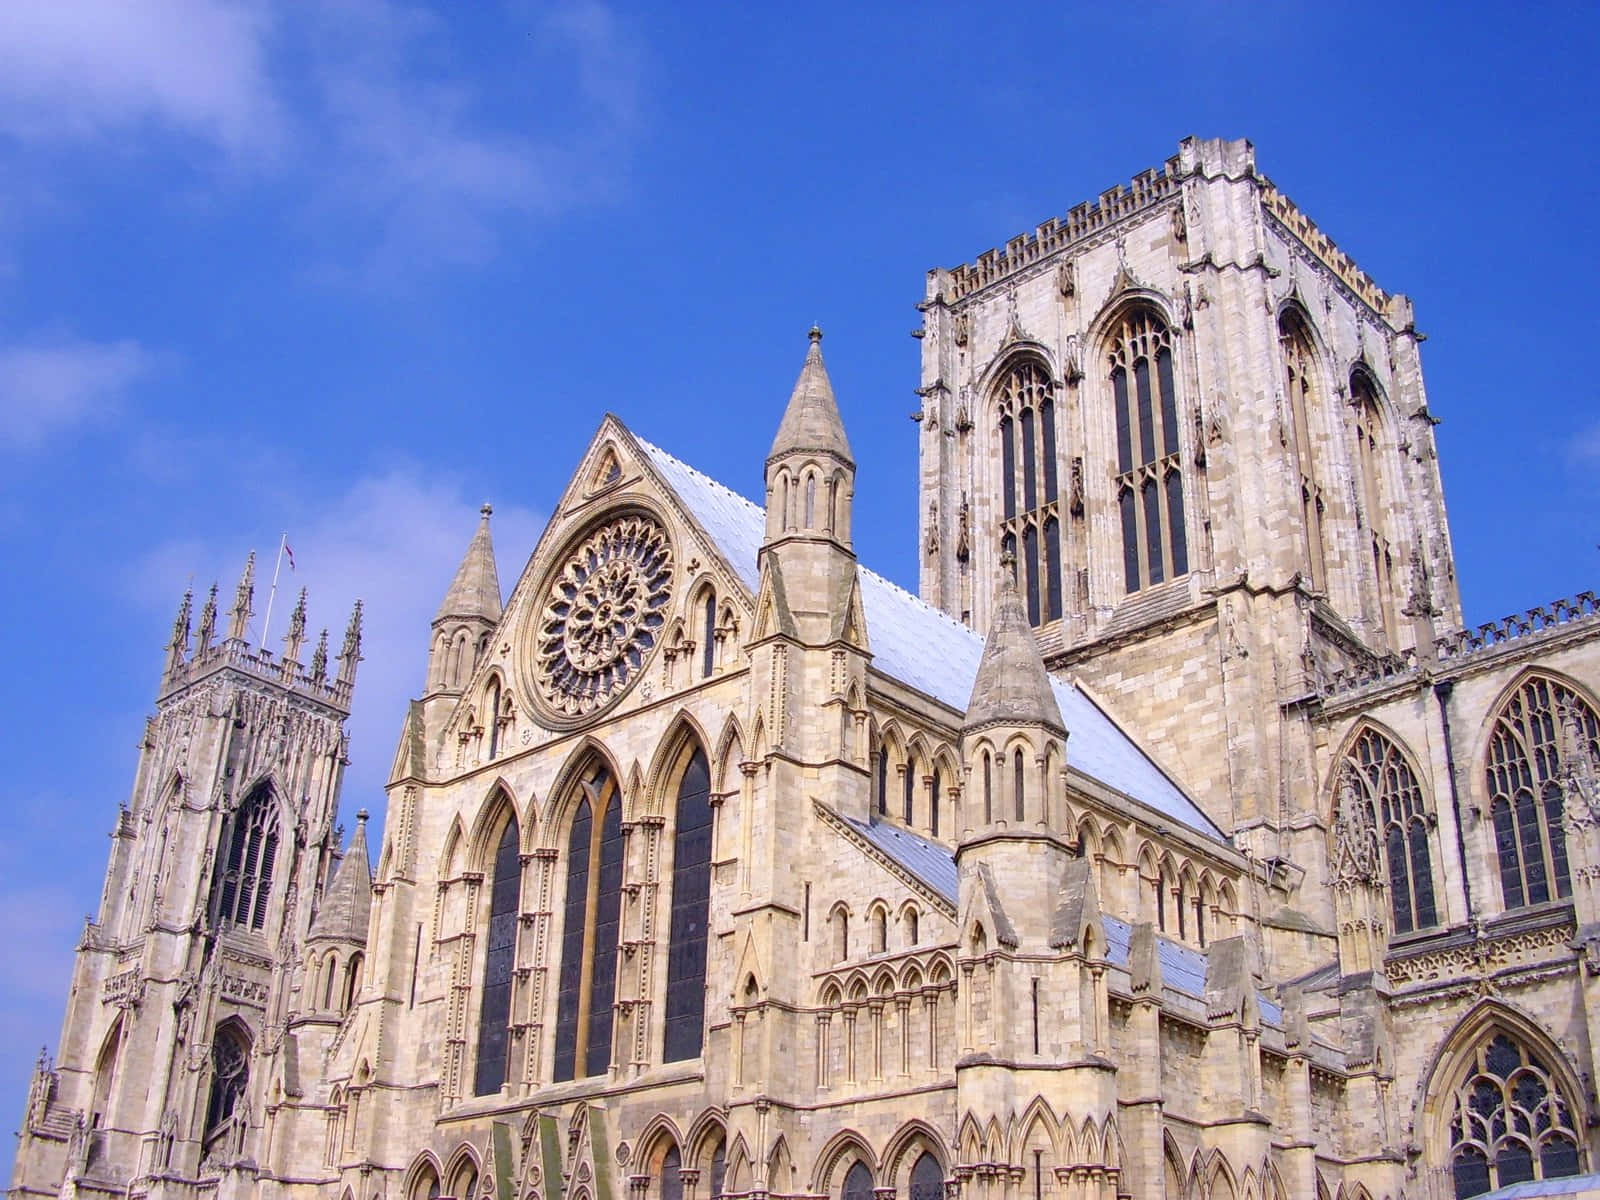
(768, 326, 853, 466)
(433, 506, 503, 626)
(962, 560, 1065, 735)
(309, 811, 373, 945)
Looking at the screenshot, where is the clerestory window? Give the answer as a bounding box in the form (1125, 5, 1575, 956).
(1109, 309, 1187, 593)
(553, 761, 625, 1081)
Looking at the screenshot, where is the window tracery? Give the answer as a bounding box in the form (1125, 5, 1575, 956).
(1337, 728, 1438, 933)
(1487, 677, 1597, 909)
(1445, 1031, 1582, 1196)
(1109, 309, 1187, 593)
(996, 360, 1062, 624)
(553, 761, 625, 1081)
(203, 1023, 250, 1156)
(664, 747, 712, 1062)
(216, 784, 278, 932)
(473, 812, 519, 1095)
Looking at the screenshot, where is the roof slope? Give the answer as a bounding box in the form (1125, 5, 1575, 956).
(635, 434, 1224, 843)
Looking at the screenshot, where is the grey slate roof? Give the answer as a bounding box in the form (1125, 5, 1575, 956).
(842, 814, 958, 905)
(636, 434, 1225, 843)
(1480, 1175, 1600, 1198)
(309, 813, 373, 944)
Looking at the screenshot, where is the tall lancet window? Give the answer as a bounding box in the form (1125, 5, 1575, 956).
(1279, 311, 1328, 590)
(664, 746, 713, 1061)
(554, 762, 625, 1081)
(1109, 308, 1187, 593)
(1487, 677, 1597, 910)
(474, 811, 520, 1094)
(1340, 727, 1437, 933)
(216, 784, 279, 931)
(1350, 368, 1397, 645)
(995, 359, 1062, 625)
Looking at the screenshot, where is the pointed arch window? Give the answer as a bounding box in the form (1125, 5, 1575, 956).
(659, 1146, 683, 1200)
(982, 751, 993, 823)
(1012, 747, 1025, 822)
(553, 762, 625, 1081)
(876, 742, 888, 816)
(910, 1154, 943, 1200)
(486, 678, 502, 760)
(1109, 308, 1187, 593)
(1279, 311, 1328, 590)
(840, 1162, 874, 1200)
(1445, 1030, 1583, 1196)
(474, 811, 520, 1095)
(702, 591, 718, 678)
(903, 755, 917, 824)
(664, 747, 713, 1061)
(995, 360, 1062, 626)
(216, 784, 279, 931)
(930, 770, 941, 837)
(1341, 728, 1438, 933)
(1487, 677, 1596, 910)
(203, 1023, 250, 1153)
(1350, 369, 1397, 644)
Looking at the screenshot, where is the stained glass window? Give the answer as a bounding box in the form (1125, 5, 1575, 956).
(664, 748, 712, 1061)
(1487, 677, 1595, 909)
(203, 1024, 249, 1148)
(841, 1162, 873, 1200)
(216, 784, 279, 931)
(474, 813, 520, 1095)
(1341, 728, 1437, 933)
(909, 1154, 943, 1200)
(553, 763, 625, 1080)
(1446, 1031, 1582, 1197)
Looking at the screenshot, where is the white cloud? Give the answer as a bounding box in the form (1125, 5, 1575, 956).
(133, 466, 546, 833)
(1570, 421, 1600, 465)
(0, 0, 283, 155)
(0, 337, 157, 450)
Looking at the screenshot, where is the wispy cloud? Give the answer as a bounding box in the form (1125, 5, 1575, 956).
(0, 0, 284, 156)
(1570, 420, 1600, 465)
(132, 464, 546, 821)
(0, 337, 158, 451)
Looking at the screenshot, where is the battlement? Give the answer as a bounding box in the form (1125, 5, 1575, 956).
(1322, 591, 1600, 702)
(159, 637, 354, 713)
(935, 154, 1184, 303)
(1260, 184, 1396, 319)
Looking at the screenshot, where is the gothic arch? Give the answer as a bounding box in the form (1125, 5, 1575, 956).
(957, 1112, 985, 1163)
(810, 1129, 877, 1196)
(1088, 289, 1181, 347)
(766, 1134, 795, 1194)
(881, 1119, 949, 1187)
(1014, 1095, 1060, 1160)
(440, 815, 466, 878)
(1471, 666, 1600, 767)
(977, 342, 1058, 399)
(443, 1144, 482, 1199)
(684, 1109, 729, 1174)
(403, 1152, 444, 1200)
(1418, 999, 1589, 1194)
(1274, 298, 1336, 372)
(538, 738, 627, 845)
(1164, 1133, 1190, 1198)
(713, 714, 745, 792)
(644, 712, 715, 815)
(467, 786, 520, 873)
(632, 1114, 686, 1175)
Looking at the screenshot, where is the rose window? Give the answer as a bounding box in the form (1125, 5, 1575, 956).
(536, 515, 672, 718)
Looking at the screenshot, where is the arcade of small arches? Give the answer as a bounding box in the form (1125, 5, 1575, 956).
(811, 952, 957, 1089)
(306, 948, 364, 1015)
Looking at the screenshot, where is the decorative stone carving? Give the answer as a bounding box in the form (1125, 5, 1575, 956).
(534, 514, 673, 719)
(1332, 769, 1383, 887)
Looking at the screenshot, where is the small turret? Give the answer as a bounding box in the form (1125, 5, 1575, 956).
(305, 810, 374, 1016)
(427, 505, 502, 694)
(960, 554, 1066, 836)
(165, 588, 192, 676)
(764, 327, 854, 547)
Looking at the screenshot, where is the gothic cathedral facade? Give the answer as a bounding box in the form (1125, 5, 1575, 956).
(14, 138, 1600, 1200)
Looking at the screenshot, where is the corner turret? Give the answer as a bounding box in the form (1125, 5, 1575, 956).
(427, 504, 502, 694)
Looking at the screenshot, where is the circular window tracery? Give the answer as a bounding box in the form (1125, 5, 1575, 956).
(534, 514, 673, 719)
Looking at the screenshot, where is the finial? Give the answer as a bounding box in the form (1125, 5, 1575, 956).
(311, 628, 329, 681)
(356, 808, 369, 825)
(480, 502, 493, 519)
(808, 324, 823, 344)
(337, 600, 364, 685)
(999, 548, 1017, 572)
(197, 583, 219, 650)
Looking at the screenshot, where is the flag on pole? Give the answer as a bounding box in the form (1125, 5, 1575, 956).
(284, 542, 296, 571)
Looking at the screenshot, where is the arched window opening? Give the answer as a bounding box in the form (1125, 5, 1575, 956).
(1445, 1030, 1583, 1196)
(1342, 727, 1437, 933)
(474, 812, 520, 1095)
(876, 744, 888, 816)
(709, 1143, 727, 1200)
(216, 784, 279, 932)
(553, 761, 625, 1081)
(203, 1024, 250, 1153)
(995, 360, 1061, 626)
(833, 908, 849, 962)
(344, 952, 363, 1010)
(1109, 309, 1187, 593)
(1351, 369, 1397, 644)
(702, 591, 717, 678)
(930, 770, 942, 837)
(1013, 748, 1025, 822)
(323, 954, 340, 1009)
(910, 1154, 943, 1200)
(868, 908, 886, 954)
(486, 678, 502, 760)
(903, 757, 917, 825)
(448, 1159, 478, 1200)
(659, 1146, 683, 1200)
(410, 1164, 441, 1200)
(1279, 312, 1327, 590)
(805, 474, 817, 529)
(1488, 678, 1596, 909)
(841, 1161, 874, 1200)
(904, 908, 919, 946)
(665, 746, 713, 1062)
(982, 751, 993, 823)
(91, 1019, 122, 1129)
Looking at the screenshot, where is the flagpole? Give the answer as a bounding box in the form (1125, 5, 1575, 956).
(260, 532, 287, 652)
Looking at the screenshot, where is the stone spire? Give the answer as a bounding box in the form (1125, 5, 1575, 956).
(433, 504, 503, 627)
(962, 555, 1066, 736)
(309, 810, 372, 945)
(337, 601, 363, 685)
(196, 583, 219, 653)
(165, 588, 192, 674)
(768, 326, 854, 466)
(226, 552, 255, 642)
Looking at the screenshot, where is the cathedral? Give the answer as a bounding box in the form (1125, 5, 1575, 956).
(13, 136, 1600, 1200)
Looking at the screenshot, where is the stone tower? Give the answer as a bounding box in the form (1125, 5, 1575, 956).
(11, 558, 362, 1200)
(916, 135, 1463, 866)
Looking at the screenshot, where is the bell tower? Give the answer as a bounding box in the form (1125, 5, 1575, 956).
(11, 557, 363, 1200)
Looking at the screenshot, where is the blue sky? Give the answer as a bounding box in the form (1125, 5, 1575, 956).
(1, 1, 1596, 1169)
